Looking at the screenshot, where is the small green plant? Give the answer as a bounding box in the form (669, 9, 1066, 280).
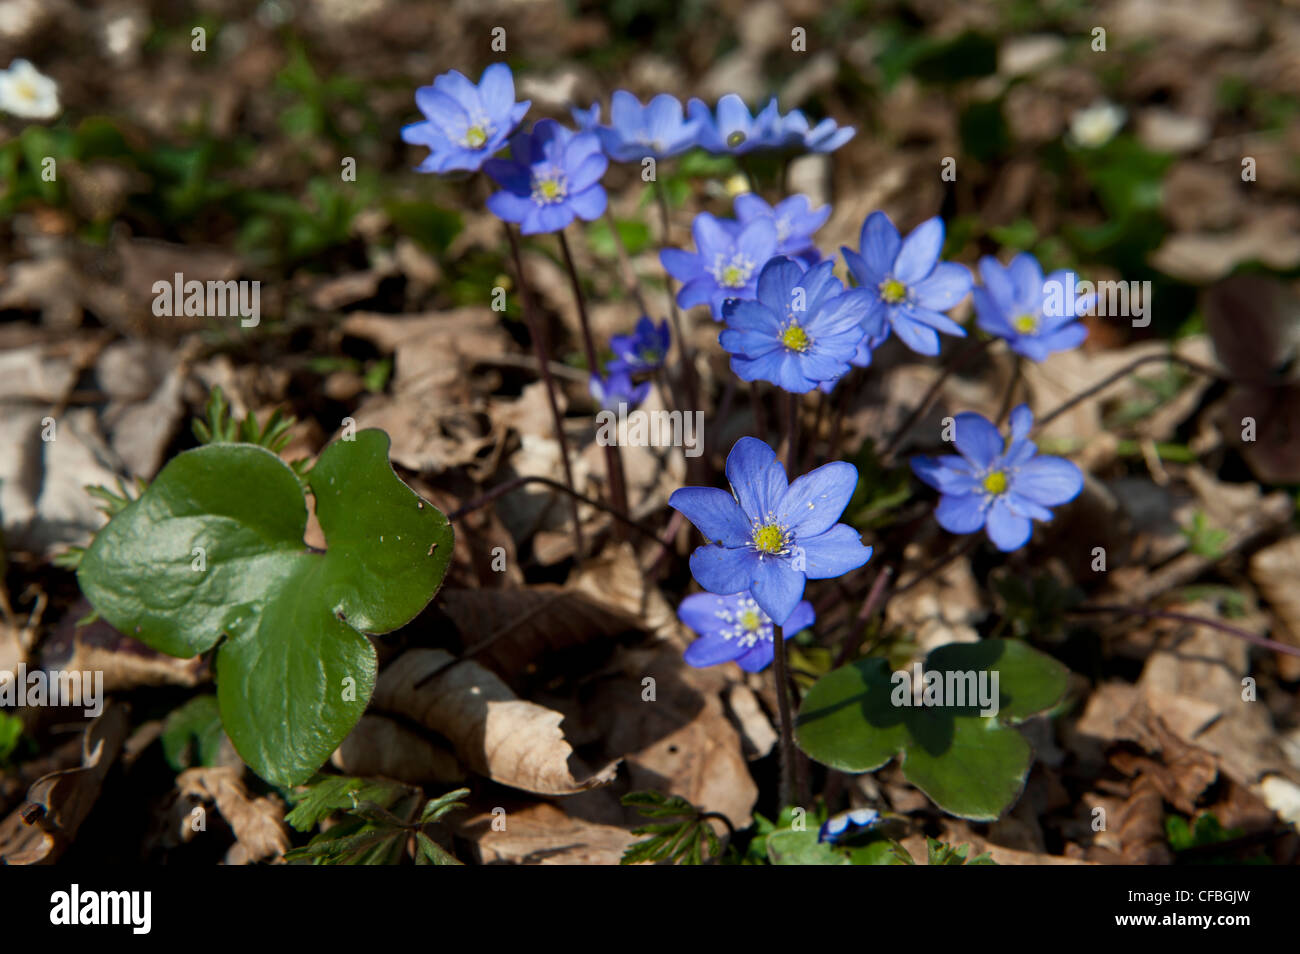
(0, 711, 26, 767)
(795, 639, 1069, 820)
(285, 776, 467, 865)
(925, 838, 997, 865)
(1181, 511, 1230, 559)
(620, 791, 729, 865)
(75, 395, 453, 787)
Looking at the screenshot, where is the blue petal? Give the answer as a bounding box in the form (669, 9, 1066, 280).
(893, 217, 944, 285)
(778, 461, 858, 536)
(912, 261, 972, 311)
(799, 524, 872, 579)
(1010, 456, 1083, 506)
(935, 492, 987, 533)
(756, 256, 804, 311)
(684, 631, 748, 668)
(677, 592, 732, 638)
(690, 545, 758, 595)
(735, 639, 778, 672)
(1008, 404, 1034, 441)
(725, 436, 787, 519)
(952, 412, 1002, 467)
(781, 599, 816, 632)
(986, 498, 1032, 551)
(750, 559, 805, 625)
(858, 211, 901, 279)
(668, 486, 751, 546)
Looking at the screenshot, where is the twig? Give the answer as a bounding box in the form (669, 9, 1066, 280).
(559, 228, 630, 525)
(1033, 353, 1225, 433)
(448, 473, 663, 543)
(1070, 605, 1300, 659)
(772, 624, 797, 809)
(880, 337, 992, 465)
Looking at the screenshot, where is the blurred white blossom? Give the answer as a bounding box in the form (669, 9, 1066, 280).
(1067, 100, 1125, 149)
(0, 58, 59, 119)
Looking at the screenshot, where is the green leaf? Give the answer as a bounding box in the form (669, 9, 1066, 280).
(795, 639, 1069, 820)
(160, 695, 226, 771)
(284, 774, 414, 832)
(766, 828, 851, 865)
(0, 711, 24, 766)
(77, 430, 454, 787)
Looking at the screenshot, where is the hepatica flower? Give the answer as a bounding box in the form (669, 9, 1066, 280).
(590, 369, 649, 410)
(484, 119, 608, 234)
(609, 316, 670, 374)
(973, 253, 1090, 362)
(773, 108, 855, 154)
(843, 212, 973, 357)
(678, 592, 814, 672)
(0, 59, 59, 120)
(910, 405, 1083, 552)
(669, 437, 872, 625)
(687, 94, 785, 154)
(596, 91, 700, 161)
(720, 257, 874, 394)
(734, 193, 830, 265)
(660, 212, 777, 320)
(402, 63, 530, 174)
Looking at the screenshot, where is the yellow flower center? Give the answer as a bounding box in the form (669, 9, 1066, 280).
(1013, 313, 1039, 334)
(531, 174, 568, 205)
(464, 125, 488, 148)
(15, 79, 37, 101)
(982, 470, 1009, 495)
(781, 323, 810, 352)
(880, 279, 908, 304)
(721, 265, 745, 286)
(739, 610, 762, 632)
(752, 523, 786, 554)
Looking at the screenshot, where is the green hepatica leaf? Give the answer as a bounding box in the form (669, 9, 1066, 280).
(77, 430, 453, 787)
(795, 639, 1068, 821)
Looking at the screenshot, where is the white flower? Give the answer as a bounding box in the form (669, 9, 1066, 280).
(1067, 100, 1125, 149)
(0, 58, 59, 119)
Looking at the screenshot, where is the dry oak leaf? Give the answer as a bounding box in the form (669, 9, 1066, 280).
(177, 766, 289, 865)
(373, 648, 619, 796)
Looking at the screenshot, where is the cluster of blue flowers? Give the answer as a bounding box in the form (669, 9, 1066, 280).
(403, 63, 1091, 675)
(589, 315, 669, 411)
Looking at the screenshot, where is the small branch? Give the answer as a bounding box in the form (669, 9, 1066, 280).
(559, 228, 630, 526)
(1033, 352, 1225, 433)
(1070, 605, 1300, 659)
(448, 474, 664, 544)
(880, 338, 992, 465)
(772, 625, 797, 810)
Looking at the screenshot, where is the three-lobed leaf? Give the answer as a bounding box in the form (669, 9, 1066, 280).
(794, 639, 1068, 821)
(78, 429, 453, 787)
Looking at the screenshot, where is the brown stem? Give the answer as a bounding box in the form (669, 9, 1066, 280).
(601, 205, 649, 315)
(502, 222, 583, 556)
(448, 473, 663, 543)
(784, 391, 800, 468)
(772, 624, 797, 809)
(559, 228, 630, 527)
(880, 337, 992, 465)
(996, 355, 1022, 425)
(653, 177, 701, 413)
(1070, 605, 1300, 659)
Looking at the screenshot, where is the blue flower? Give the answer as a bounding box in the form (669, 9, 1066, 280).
(669, 436, 872, 624)
(608, 316, 670, 374)
(484, 120, 608, 235)
(590, 369, 650, 410)
(660, 212, 778, 321)
(687, 94, 786, 154)
(734, 193, 830, 265)
(910, 405, 1083, 552)
(819, 808, 880, 844)
(595, 90, 700, 161)
(720, 257, 873, 394)
(677, 591, 815, 672)
(571, 102, 600, 131)
(842, 212, 973, 358)
(773, 108, 855, 154)
(973, 253, 1090, 362)
(402, 64, 531, 174)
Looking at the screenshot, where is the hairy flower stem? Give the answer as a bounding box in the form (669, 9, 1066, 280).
(880, 337, 993, 466)
(1070, 605, 1300, 659)
(1033, 353, 1225, 433)
(559, 229, 631, 529)
(996, 355, 1023, 424)
(600, 206, 649, 315)
(652, 177, 701, 414)
(502, 222, 584, 556)
(772, 624, 799, 810)
(750, 386, 768, 444)
(802, 389, 830, 472)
